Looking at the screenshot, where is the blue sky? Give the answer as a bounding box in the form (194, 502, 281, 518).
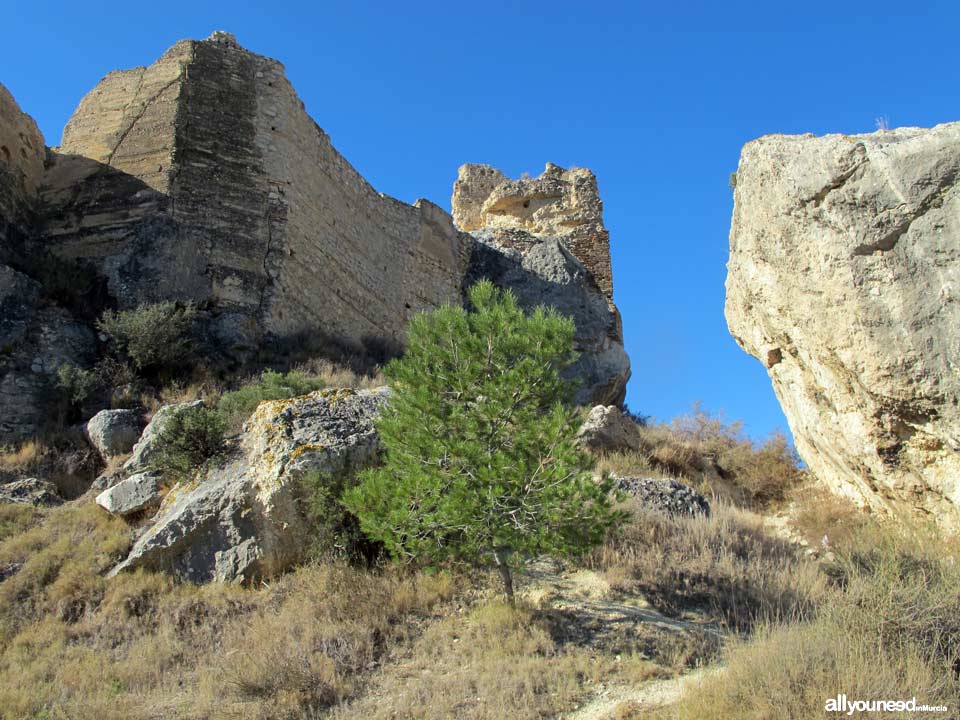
(4, 1, 958, 439)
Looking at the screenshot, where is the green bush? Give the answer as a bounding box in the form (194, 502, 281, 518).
(152, 406, 226, 480)
(97, 301, 198, 372)
(299, 470, 376, 562)
(55, 364, 97, 407)
(343, 280, 623, 602)
(217, 370, 325, 432)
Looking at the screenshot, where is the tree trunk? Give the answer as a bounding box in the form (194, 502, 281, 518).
(493, 548, 515, 606)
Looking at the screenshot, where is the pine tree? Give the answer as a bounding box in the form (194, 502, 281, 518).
(342, 280, 622, 602)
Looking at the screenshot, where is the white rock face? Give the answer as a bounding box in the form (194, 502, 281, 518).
(85, 409, 142, 459)
(110, 387, 389, 583)
(95, 471, 162, 516)
(576, 405, 640, 454)
(725, 122, 960, 529)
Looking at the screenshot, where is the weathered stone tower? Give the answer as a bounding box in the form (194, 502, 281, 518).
(40, 31, 472, 353)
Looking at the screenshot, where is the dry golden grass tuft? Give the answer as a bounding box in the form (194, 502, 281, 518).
(294, 357, 386, 390)
(654, 524, 960, 720)
(0, 439, 44, 473)
(589, 499, 828, 632)
(1, 432, 105, 498)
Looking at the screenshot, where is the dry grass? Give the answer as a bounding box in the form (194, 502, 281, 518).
(589, 499, 828, 632)
(0, 503, 42, 543)
(655, 526, 960, 719)
(0, 439, 44, 473)
(788, 483, 873, 550)
(333, 602, 660, 720)
(294, 357, 386, 390)
(0, 432, 100, 498)
(0, 496, 465, 720)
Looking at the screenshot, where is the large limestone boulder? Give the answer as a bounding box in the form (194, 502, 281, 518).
(455, 163, 630, 406)
(95, 471, 162, 516)
(725, 122, 960, 529)
(110, 387, 389, 583)
(85, 408, 142, 459)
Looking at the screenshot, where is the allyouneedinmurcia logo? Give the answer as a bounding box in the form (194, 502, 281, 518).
(825, 695, 949, 715)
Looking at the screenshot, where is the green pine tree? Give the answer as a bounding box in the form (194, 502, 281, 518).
(342, 280, 623, 603)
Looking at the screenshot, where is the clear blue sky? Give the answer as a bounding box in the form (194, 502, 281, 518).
(4, 1, 958, 439)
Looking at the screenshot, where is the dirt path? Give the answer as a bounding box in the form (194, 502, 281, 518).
(518, 558, 725, 719)
(563, 666, 723, 719)
(520, 557, 723, 642)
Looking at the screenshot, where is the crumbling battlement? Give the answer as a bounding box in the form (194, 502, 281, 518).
(452, 162, 614, 299)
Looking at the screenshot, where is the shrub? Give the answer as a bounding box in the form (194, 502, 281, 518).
(97, 301, 198, 372)
(56, 364, 98, 407)
(344, 281, 623, 602)
(151, 406, 226, 479)
(217, 369, 325, 432)
(298, 470, 381, 563)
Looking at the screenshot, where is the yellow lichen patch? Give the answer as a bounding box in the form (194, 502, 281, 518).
(323, 387, 355, 406)
(288, 443, 327, 464)
(159, 476, 201, 511)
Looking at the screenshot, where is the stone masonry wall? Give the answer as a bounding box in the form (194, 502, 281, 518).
(37, 32, 472, 351)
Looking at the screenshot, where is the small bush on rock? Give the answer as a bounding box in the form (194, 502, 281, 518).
(217, 370, 325, 432)
(152, 406, 226, 480)
(55, 363, 98, 407)
(98, 301, 198, 372)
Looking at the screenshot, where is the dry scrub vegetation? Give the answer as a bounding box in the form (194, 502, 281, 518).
(599, 405, 805, 509)
(1, 400, 957, 719)
(650, 524, 960, 720)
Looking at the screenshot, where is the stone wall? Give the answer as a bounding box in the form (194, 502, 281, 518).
(39, 32, 473, 351)
(0, 32, 631, 444)
(0, 83, 45, 264)
(726, 123, 960, 529)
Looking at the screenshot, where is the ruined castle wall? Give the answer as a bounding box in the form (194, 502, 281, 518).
(0, 83, 45, 262)
(248, 51, 470, 347)
(37, 34, 471, 350)
(452, 163, 614, 298)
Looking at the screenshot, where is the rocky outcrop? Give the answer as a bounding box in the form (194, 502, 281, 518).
(577, 405, 641, 454)
(0, 265, 97, 441)
(615, 476, 710, 518)
(454, 162, 614, 298)
(95, 471, 162, 516)
(726, 122, 960, 529)
(0, 477, 62, 507)
(0, 83, 45, 263)
(456, 164, 630, 406)
(110, 387, 389, 583)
